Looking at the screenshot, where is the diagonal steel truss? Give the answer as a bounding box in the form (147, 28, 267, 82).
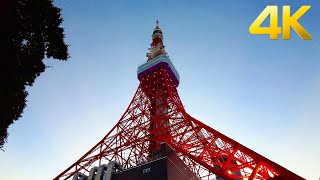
(54, 65, 304, 180)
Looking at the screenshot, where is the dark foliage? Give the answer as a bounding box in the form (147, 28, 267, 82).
(0, 0, 69, 150)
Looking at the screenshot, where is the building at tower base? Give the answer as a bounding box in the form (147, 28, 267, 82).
(112, 143, 199, 180)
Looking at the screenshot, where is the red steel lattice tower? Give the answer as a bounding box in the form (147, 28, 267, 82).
(54, 21, 304, 180)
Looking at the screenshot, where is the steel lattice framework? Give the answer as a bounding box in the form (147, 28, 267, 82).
(54, 21, 304, 180)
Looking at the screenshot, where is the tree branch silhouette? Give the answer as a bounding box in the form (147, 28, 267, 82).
(0, 0, 69, 150)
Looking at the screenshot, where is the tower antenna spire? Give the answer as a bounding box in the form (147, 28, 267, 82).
(146, 19, 166, 61)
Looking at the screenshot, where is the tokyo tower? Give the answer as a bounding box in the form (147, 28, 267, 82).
(54, 21, 304, 180)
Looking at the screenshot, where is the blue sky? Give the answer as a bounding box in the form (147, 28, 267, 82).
(1, 0, 319, 179)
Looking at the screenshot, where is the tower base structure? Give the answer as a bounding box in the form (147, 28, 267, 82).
(71, 143, 200, 180)
(113, 143, 199, 180)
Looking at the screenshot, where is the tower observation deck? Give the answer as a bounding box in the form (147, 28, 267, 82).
(55, 21, 305, 180)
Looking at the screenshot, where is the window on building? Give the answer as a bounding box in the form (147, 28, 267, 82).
(143, 168, 151, 174)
